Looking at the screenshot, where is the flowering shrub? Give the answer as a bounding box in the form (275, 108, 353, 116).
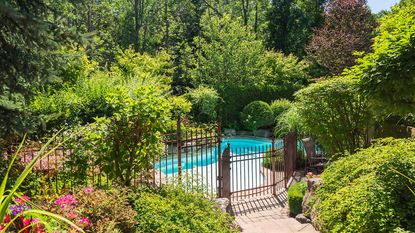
(1, 195, 46, 233)
(39, 187, 136, 233)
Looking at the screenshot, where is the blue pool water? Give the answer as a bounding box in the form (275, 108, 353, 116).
(154, 137, 283, 175)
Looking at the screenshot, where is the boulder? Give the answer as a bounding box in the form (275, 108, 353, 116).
(295, 214, 311, 224)
(224, 129, 236, 136)
(214, 197, 231, 213)
(253, 129, 272, 138)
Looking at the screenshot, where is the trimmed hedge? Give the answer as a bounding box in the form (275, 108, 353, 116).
(241, 101, 274, 131)
(288, 182, 307, 216)
(313, 138, 415, 232)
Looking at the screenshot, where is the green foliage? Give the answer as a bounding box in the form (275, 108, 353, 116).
(193, 13, 264, 90)
(270, 99, 292, 122)
(70, 85, 171, 186)
(295, 77, 372, 156)
(274, 105, 305, 137)
(169, 96, 192, 118)
(192, 15, 309, 126)
(241, 101, 274, 131)
(184, 86, 220, 123)
(0, 1, 79, 145)
(259, 51, 310, 93)
(267, 0, 326, 56)
(133, 185, 237, 233)
(31, 49, 173, 133)
(313, 138, 415, 232)
(348, 4, 415, 116)
(288, 182, 307, 216)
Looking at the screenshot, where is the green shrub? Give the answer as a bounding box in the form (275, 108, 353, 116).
(270, 99, 292, 122)
(274, 106, 305, 138)
(295, 77, 372, 156)
(288, 182, 307, 216)
(348, 4, 415, 116)
(313, 138, 415, 232)
(31, 49, 173, 134)
(133, 185, 237, 233)
(184, 86, 220, 123)
(241, 101, 274, 131)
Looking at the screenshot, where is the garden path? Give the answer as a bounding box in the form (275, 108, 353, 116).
(232, 192, 319, 233)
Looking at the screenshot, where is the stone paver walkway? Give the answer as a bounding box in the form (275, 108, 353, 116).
(232, 192, 319, 233)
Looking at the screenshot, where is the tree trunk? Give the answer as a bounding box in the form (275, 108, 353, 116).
(86, 0, 94, 58)
(254, 1, 258, 34)
(164, 0, 169, 47)
(134, 0, 140, 52)
(241, 0, 249, 27)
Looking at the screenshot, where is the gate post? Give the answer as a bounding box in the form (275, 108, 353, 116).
(176, 117, 182, 178)
(221, 143, 231, 200)
(284, 132, 297, 188)
(271, 136, 276, 196)
(217, 120, 222, 197)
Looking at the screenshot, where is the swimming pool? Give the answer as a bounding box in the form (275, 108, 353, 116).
(154, 137, 283, 175)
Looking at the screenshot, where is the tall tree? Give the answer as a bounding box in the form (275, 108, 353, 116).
(0, 0, 78, 144)
(267, 0, 326, 56)
(306, 0, 376, 74)
(267, 0, 292, 53)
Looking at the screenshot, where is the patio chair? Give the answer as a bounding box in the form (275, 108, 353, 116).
(302, 138, 327, 174)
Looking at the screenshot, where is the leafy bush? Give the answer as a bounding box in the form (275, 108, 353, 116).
(270, 99, 292, 122)
(274, 105, 305, 138)
(39, 187, 137, 233)
(31, 49, 173, 134)
(66, 85, 171, 186)
(133, 185, 237, 233)
(259, 52, 309, 90)
(184, 86, 220, 123)
(288, 182, 307, 216)
(313, 138, 415, 232)
(241, 101, 274, 131)
(295, 77, 372, 156)
(348, 4, 415, 116)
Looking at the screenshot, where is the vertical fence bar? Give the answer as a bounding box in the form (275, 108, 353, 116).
(271, 137, 276, 195)
(177, 117, 182, 178)
(217, 120, 222, 197)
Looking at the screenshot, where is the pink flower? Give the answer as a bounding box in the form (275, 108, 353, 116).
(22, 218, 31, 227)
(54, 195, 77, 209)
(306, 172, 314, 178)
(84, 187, 93, 193)
(77, 217, 91, 227)
(66, 212, 77, 219)
(32, 218, 40, 223)
(15, 195, 30, 205)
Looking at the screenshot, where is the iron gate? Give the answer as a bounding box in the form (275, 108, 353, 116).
(219, 135, 297, 201)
